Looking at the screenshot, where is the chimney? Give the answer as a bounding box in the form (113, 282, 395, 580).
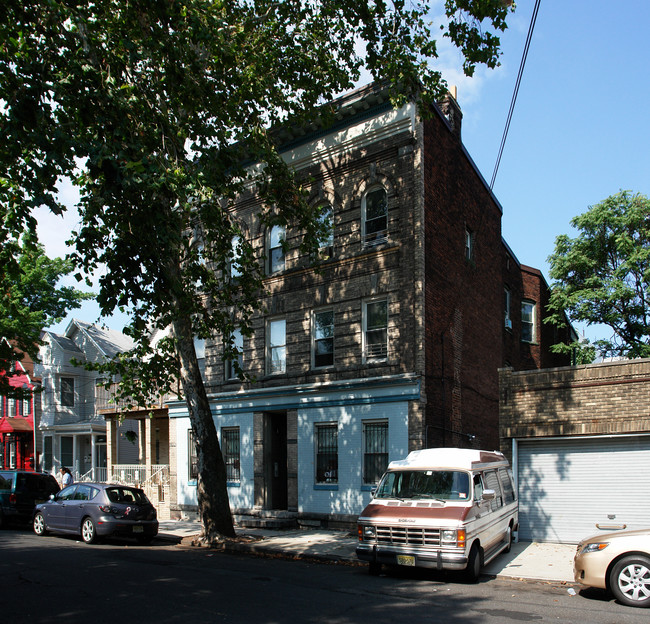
(438, 86, 463, 140)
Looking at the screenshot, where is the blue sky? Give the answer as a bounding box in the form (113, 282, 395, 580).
(41, 0, 649, 343)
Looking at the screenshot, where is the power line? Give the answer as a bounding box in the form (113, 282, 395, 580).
(490, 0, 541, 190)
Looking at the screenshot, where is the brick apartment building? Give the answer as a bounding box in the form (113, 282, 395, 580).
(168, 83, 573, 524)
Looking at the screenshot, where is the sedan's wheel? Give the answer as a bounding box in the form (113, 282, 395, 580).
(81, 517, 97, 544)
(610, 555, 650, 607)
(33, 512, 47, 536)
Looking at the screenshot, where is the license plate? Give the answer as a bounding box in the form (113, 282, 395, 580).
(133, 525, 144, 533)
(397, 555, 415, 567)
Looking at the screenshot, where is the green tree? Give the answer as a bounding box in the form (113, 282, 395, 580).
(0, 0, 512, 541)
(0, 240, 93, 397)
(547, 191, 650, 359)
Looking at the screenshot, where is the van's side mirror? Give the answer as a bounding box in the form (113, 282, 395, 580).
(482, 489, 496, 501)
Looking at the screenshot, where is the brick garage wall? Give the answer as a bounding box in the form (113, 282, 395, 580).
(422, 107, 503, 451)
(499, 359, 650, 456)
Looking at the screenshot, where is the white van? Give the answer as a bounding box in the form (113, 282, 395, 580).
(356, 448, 518, 580)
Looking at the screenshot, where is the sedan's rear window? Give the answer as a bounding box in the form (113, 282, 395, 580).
(0, 472, 13, 491)
(106, 487, 150, 505)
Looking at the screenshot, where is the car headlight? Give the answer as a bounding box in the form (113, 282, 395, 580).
(441, 529, 466, 548)
(358, 525, 376, 541)
(580, 542, 609, 554)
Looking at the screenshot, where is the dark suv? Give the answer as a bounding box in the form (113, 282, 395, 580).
(0, 470, 60, 528)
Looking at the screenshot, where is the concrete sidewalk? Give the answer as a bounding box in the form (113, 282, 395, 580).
(157, 520, 576, 584)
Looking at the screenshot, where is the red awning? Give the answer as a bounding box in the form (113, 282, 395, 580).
(0, 417, 33, 433)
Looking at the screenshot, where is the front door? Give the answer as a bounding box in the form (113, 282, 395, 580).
(265, 412, 287, 510)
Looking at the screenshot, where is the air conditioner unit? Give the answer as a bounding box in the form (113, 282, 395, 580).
(504, 319, 512, 330)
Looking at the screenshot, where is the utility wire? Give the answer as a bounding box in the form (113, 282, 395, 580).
(490, 0, 541, 190)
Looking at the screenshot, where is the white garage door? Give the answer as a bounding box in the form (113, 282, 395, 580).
(517, 436, 650, 543)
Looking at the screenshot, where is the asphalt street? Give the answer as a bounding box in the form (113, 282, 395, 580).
(1, 528, 646, 624)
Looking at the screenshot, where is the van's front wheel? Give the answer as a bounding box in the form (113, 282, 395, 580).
(464, 544, 481, 583)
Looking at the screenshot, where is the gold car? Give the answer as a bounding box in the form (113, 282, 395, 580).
(574, 528, 650, 607)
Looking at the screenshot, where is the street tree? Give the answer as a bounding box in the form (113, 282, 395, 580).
(547, 190, 650, 360)
(0, 239, 93, 398)
(0, 0, 513, 541)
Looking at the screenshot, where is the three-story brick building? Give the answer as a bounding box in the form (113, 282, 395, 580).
(168, 83, 573, 525)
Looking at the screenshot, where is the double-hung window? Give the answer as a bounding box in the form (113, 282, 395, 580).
(230, 235, 243, 280)
(363, 421, 388, 485)
(222, 427, 241, 483)
(315, 423, 338, 484)
(363, 299, 388, 361)
(188, 430, 198, 481)
(312, 309, 334, 368)
(267, 225, 286, 274)
(504, 288, 512, 329)
(362, 187, 387, 246)
(60, 377, 74, 407)
(267, 318, 286, 374)
(521, 300, 536, 343)
(226, 328, 244, 380)
(317, 204, 334, 259)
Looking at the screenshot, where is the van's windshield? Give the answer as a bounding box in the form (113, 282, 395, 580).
(374, 470, 471, 501)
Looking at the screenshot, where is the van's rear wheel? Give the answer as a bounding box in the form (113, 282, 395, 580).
(464, 544, 481, 583)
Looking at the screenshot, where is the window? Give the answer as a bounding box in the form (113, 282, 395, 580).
(267, 318, 286, 374)
(226, 329, 244, 380)
(484, 470, 504, 511)
(312, 309, 334, 368)
(188, 430, 198, 481)
(230, 235, 243, 279)
(498, 467, 516, 504)
(222, 427, 241, 483)
(521, 301, 536, 343)
(363, 421, 388, 485)
(315, 423, 338, 484)
(316, 204, 334, 259)
(504, 288, 512, 329)
(61, 436, 73, 467)
(465, 228, 474, 261)
(267, 225, 285, 274)
(362, 187, 387, 246)
(363, 299, 388, 361)
(60, 377, 74, 407)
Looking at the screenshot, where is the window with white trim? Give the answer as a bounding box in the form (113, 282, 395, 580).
(363, 420, 388, 485)
(504, 288, 512, 329)
(60, 377, 74, 407)
(317, 204, 334, 259)
(465, 227, 474, 261)
(362, 187, 387, 246)
(226, 328, 244, 380)
(312, 309, 334, 368)
(363, 299, 388, 361)
(230, 235, 243, 279)
(315, 423, 338, 484)
(267, 318, 286, 374)
(222, 427, 241, 483)
(188, 430, 198, 481)
(267, 224, 285, 274)
(521, 300, 536, 343)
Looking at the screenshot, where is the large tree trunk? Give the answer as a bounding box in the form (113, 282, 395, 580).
(172, 314, 235, 540)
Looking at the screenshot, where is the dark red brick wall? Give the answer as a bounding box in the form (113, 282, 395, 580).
(422, 111, 503, 451)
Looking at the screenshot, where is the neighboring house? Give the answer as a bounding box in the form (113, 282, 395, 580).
(96, 327, 189, 521)
(500, 359, 650, 543)
(35, 319, 137, 480)
(0, 341, 40, 471)
(168, 83, 574, 525)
